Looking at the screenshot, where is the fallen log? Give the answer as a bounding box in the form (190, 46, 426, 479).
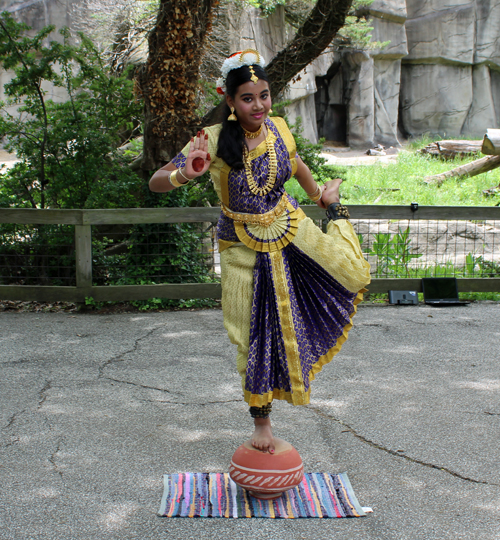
(481, 129, 500, 155)
(419, 140, 483, 158)
(424, 154, 500, 186)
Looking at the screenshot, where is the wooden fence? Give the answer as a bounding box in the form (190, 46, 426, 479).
(1, 204, 499, 303)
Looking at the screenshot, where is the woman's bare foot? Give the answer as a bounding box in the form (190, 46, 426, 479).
(251, 417, 275, 454)
(322, 178, 343, 206)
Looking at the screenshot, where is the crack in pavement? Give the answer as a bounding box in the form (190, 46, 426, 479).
(105, 376, 180, 396)
(98, 325, 185, 396)
(2, 435, 20, 448)
(37, 380, 52, 410)
(49, 439, 64, 479)
(2, 409, 25, 430)
(97, 326, 164, 378)
(309, 405, 499, 487)
(460, 410, 500, 417)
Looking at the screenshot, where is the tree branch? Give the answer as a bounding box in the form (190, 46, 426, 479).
(266, 0, 354, 97)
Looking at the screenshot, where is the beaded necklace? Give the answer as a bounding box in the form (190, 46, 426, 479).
(243, 130, 277, 197)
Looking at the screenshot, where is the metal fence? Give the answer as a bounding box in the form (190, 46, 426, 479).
(0, 204, 499, 303)
(352, 218, 500, 278)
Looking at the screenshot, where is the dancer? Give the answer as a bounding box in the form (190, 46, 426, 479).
(150, 49, 371, 454)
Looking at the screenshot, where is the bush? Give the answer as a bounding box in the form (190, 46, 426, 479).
(0, 13, 143, 210)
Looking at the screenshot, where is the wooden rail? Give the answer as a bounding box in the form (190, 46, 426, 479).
(1, 204, 499, 302)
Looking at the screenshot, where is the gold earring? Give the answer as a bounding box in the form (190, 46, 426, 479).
(228, 107, 237, 121)
(269, 108, 273, 114)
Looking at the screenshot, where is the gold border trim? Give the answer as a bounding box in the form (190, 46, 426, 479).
(222, 192, 289, 226)
(269, 249, 306, 404)
(247, 129, 276, 160)
(218, 239, 237, 253)
(270, 117, 297, 162)
(219, 163, 231, 206)
(233, 204, 305, 252)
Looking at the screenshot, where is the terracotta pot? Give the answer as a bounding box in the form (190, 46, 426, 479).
(229, 438, 304, 499)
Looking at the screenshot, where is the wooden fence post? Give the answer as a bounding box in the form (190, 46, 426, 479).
(75, 225, 92, 293)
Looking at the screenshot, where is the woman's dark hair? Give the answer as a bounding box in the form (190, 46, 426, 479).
(216, 64, 270, 169)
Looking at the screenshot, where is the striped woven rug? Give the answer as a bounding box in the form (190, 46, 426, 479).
(158, 472, 367, 518)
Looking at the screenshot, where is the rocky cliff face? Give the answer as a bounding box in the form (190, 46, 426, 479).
(314, 0, 500, 148)
(314, 0, 409, 148)
(0, 0, 74, 32)
(401, 0, 500, 140)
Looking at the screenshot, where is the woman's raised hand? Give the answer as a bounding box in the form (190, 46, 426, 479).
(184, 130, 211, 179)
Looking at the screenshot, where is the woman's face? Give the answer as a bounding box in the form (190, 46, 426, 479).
(227, 79, 272, 133)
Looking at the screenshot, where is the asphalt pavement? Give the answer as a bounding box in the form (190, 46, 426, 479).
(1, 303, 499, 539)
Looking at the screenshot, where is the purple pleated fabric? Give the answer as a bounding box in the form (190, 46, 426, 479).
(245, 243, 358, 402)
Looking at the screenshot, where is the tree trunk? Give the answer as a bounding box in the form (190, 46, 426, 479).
(419, 140, 483, 159)
(136, 0, 218, 170)
(424, 155, 500, 186)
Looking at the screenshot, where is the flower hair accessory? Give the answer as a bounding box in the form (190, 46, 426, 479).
(216, 49, 266, 95)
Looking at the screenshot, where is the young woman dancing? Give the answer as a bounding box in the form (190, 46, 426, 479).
(150, 49, 371, 454)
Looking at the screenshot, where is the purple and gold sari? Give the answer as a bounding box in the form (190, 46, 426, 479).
(172, 117, 371, 407)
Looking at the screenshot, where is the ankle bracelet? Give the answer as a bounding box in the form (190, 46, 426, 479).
(249, 403, 273, 418)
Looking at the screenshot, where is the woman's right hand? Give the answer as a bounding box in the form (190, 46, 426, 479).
(183, 130, 211, 179)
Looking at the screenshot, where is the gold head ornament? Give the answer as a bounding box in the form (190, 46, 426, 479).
(239, 49, 261, 84)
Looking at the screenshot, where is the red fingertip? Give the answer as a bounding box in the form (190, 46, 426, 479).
(205, 133, 208, 140)
(197, 131, 201, 137)
(207, 153, 211, 161)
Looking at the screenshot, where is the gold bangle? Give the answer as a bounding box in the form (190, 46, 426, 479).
(307, 184, 322, 202)
(169, 170, 185, 188)
(178, 168, 193, 183)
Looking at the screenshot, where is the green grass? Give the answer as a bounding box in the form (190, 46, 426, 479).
(286, 148, 500, 207)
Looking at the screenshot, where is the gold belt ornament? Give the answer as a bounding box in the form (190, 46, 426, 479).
(221, 193, 289, 227)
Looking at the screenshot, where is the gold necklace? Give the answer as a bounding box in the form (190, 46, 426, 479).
(243, 133, 277, 196)
(243, 124, 263, 139)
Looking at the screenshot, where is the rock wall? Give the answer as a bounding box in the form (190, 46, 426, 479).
(315, 0, 408, 148)
(401, 0, 500, 139)
(314, 0, 500, 147)
(0, 0, 83, 107)
(0, 0, 75, 34)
